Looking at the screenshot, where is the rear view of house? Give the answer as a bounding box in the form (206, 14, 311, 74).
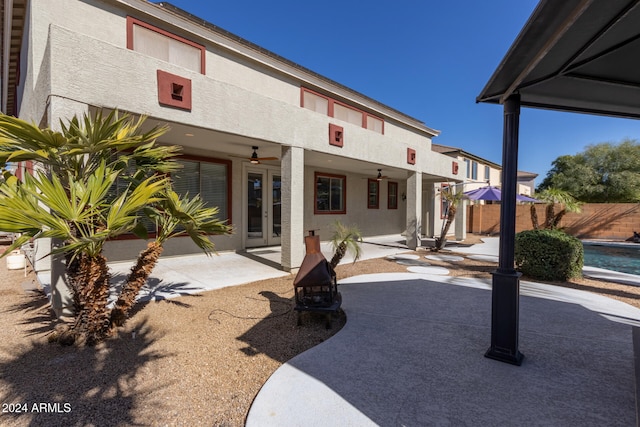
(1, 1, 461, 313)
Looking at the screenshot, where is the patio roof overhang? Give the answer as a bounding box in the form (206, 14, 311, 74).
(477, 0, 640, 366)
(477, 0, 640, 119)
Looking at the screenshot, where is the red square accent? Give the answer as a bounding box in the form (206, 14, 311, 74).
(157, 70, 192, 111)
(407, 148, 416, 165)
(452, 161, 459, 175)
(329, 123, 344, 147)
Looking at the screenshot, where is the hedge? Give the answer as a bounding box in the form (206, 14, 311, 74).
(514, 229, 583, 281)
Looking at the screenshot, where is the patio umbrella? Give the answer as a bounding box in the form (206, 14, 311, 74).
(463, 186, 539, 234)
(463, 185, 539, 202)
(463, 186, 502, 201)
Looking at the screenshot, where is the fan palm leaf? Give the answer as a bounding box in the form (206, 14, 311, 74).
(0, 109, 233, 344)
(329, 221, 362, 268)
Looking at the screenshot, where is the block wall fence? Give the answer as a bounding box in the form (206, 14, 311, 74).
(467, 203, 640, 240)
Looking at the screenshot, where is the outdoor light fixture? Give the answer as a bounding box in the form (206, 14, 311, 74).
(376, 169, 383, 181)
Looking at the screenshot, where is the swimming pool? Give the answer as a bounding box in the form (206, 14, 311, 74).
(582, 243, 640, 275)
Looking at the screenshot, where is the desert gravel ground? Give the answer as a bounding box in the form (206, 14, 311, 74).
(1, 237, 639, 426)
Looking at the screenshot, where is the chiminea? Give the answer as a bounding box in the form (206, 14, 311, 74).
(293, 232, 341, 328)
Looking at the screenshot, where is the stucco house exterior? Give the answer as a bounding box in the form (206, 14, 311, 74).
(433, 143, 537, 196)
(1, 0, 461, 295)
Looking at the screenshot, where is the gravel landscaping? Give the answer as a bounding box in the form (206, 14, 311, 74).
(1, 237, 639, 426)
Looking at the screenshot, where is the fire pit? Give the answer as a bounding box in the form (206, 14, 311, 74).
(293, 232, 341, 328)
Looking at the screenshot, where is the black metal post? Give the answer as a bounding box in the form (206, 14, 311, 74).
(485, 93, 524, 366)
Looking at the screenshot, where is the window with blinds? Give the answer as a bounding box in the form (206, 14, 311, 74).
(301, 88, 384, 134)
(107, 157, 158, 236)
(127, 17, 205, 74)
(172, 159, 230, 221)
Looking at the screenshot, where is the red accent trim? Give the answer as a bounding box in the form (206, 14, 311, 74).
(367, 179, 379, 209)
(157, 70, 192, 111)
(407, 148, 416, 165)
(15, 162, 22, 180)
(314, 171, 346, 215)
(300, 87, 384, 134)
(452, 161, 459, 175)
(127, 16, 206, 74)
(387, 181, 398, 209)
(329, 123, 344, 147)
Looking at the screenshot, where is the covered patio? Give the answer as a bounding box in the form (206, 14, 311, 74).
(477, 0, 640, 365)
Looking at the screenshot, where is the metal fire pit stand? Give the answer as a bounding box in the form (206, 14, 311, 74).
(293, 232, 341, 329)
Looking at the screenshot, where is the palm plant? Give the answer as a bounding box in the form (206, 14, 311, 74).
(110, 189, 231, 326)
(530, 188, 582, 230)
(0, 111, 232, 344)
(329, 221, 362, 268)
(433, 185, 464, 251)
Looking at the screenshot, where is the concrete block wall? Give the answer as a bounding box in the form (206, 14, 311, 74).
(467, 203, 640, 240)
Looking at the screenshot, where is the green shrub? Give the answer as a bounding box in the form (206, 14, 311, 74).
(515, 229, 583, 281)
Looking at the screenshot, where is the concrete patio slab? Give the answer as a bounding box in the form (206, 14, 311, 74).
(247, 272, 640, 426)
(248, 236, 640, 426)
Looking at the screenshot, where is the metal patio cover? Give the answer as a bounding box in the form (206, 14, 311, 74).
(477, 0, 640, 119)
(475, 0, 640, 366)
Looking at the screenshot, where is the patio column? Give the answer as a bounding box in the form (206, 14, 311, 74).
(454, 198, 467, 241)
(280, 145, 305, 272)
(485, 93, 524, 365)
(406, 171, 422, 249)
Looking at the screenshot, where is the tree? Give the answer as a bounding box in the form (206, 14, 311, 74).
(433, 185, 464, 252)
(0, 111, 232, 345)
(538, 139, 640, 202)
(328, 221, 362, 268)
(530, 188, 582, 230)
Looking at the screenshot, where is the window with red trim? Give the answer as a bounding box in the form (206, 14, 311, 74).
(367, 179, 379, 209)
(109, 154, 231, 239)
(388, 182, 398, 209)
(315, 172, 346, 214)
(127, 16, 206, 74)
(301, 88, 384, 134)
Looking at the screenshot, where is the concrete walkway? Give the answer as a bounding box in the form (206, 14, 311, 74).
(246, 237, 640, 426)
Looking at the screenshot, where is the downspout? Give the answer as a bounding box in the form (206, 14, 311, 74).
(2, 0, 13, 114)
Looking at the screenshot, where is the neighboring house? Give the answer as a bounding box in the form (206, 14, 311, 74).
(431, 144, 502, 190)
(1, 0, 459, 285)
(433, 143, 537, 196)
(516, 170, 538, 196)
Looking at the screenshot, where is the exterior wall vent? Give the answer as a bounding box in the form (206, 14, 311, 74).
(157, 70, 192, 111)
(329, 123, 344, 147)
(407, 148, 416, 165)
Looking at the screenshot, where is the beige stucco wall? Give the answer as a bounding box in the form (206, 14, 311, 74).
(303, 167, 407, 239)
(18, 0, 457, 265)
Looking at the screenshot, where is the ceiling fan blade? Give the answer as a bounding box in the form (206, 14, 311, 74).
(255, 157, 279, 161)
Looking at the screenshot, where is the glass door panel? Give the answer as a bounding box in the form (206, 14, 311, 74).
(246, 168, 281, 247)
(271, 174, 281, 240)
(247, 172, 263, 240)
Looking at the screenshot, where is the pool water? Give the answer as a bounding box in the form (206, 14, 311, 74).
(582, 244, 640, 276)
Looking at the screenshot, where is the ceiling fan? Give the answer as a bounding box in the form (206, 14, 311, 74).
(362, 169, 389, 181)
(231, 146, 279, 164)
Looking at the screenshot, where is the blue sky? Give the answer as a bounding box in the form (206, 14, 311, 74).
(164, 0, 640, 185)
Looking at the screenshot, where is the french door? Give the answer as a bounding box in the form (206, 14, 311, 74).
(245, 167, 281, 247)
